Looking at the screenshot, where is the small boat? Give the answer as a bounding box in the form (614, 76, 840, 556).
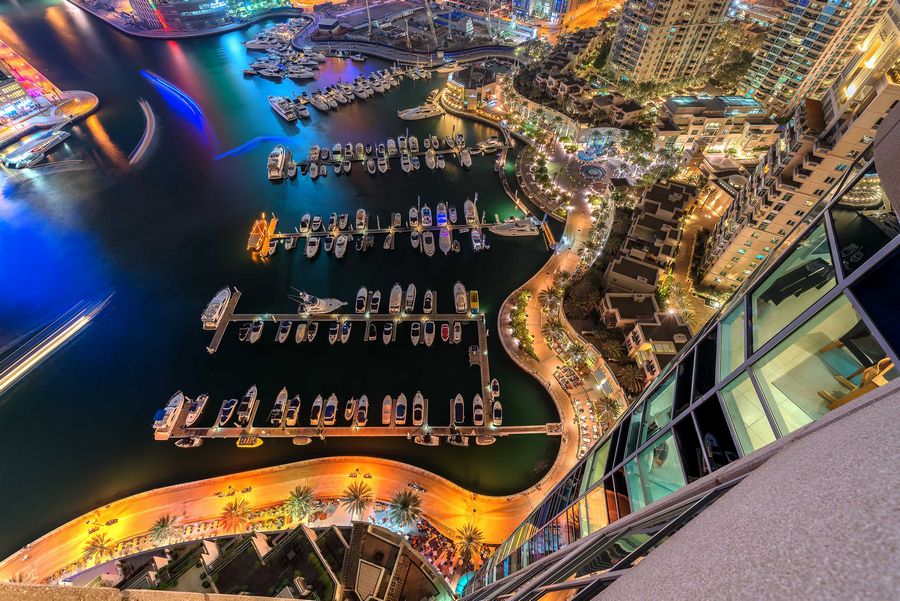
(355, 395, 368, 426)
(367, 322, 377, 341)
(471, 228, 484, 251)
(300, 213, 311, 232)
(439, 229, 451, 255)
(424, 137, 431, 149)
(409, 206, 419, 227)
(356, 209, 367, 230)
(377, 142, 386, 156)
(425, 148, 436, 169)
(382, 395, 393, 425)
(370, 289, 382, 313)
(409, 136, 419, 153)
(421, 205, 433, 227)
(344, 143, 353, 158)
(411, 155, 420, 170)
(464, 199, 477, 225)
(401, 152, 412, 173)
(328, 212, 337, 231)
(491, 378, 500, 398)
(285, 395, 301, 426)
(377, 155, 388, 173)
(424, 320, 435, 347)
(423, 290, 434, 314)
(389, 283, 403, 314)
(412, 391, 425, 426)
(366, 158, 376, 174)
(307, 322, 319, 342)
(414, 434, 440, 446)
(335, 234, 349, 258)
(236, 436, 263, 448)
(284, 236, 296, 251)
(294, 321, 308, 343)
(305, 236, 320, 258)
(473, 394, 484, 426)
(395, 393, 408, 425)
(449, 205, 458, 224)
(405, 284, 416, 313)
(293, 290, 346, 314)
(342, 160, 351, 174)
(328, 322, 339, 345)
(248, 319, 264, 343)
(436, 154, 445, 169)
(398, 135, 407, 152)
(324, 235, 334, 253)
(308, 145, 320, 162)
(355, 287, 368, 313)
(459, 148, 472, 168)
(238, 323, 251, 342)
(310, 395, 324, 426)
(410, 230, 420, 249)
(422, 231, 435, 256)
(410, 321, 421, 345)
(393, 213, 402, 228)
(344, 397, 356, 422)
(217, 398, 238, 426)
(454, 282, 468, 313)
(430, 134, 440, 148)
(440, 322, 450, 342)
(340, 321, 352, 343)
(355, 236, 364, 251)
(332, 143, 343, 160)
(276, 320, 292, 343)
(365, 144, 373, 155)
(235, 386, 258, 428)
(338, 213, 349, 230)
(269, 387, 289, 426)
(268, 145, 287, 180)
(452, 321, 462, 344)
(175, 438, 203, 448)
(311, 215, 323, 231)
(351, 53, 366, 62)
(436, 203, 447, 226)
(267, 238, 278, 256)
(383, 232, 393, 249)
(355, 142, 365, 158)
(452, 393, 464, 426)
(185, 394, 208, 427)
(323, 394, 338, 426)
(455, 133, 465, 147)
(382, 321, 393, 344)
(387, 138, 398, 156)
(492, 400, 502, 426)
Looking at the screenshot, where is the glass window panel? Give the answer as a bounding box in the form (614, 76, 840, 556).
(718, 303, 746, 381)
(581, 439, 611, 495)
(754, 294, 897, 436)
(637, 431, 687, 505)
(640, 374, 677, 444)
(751, 222, 836, 349)
(624, 459, 645, 512)
(719, 372, 776, 454)
(829, 163, 897, 276)
(579, 483, 610, 537)
(624, 406, 644, 457)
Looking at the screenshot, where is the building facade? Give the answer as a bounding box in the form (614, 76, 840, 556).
(741, 0, 894, 116)
(129, 0, 164, 29)
(0, 64, 36, 125)
(461, 119, 900, 596)
(608, 0, 728, 83)
(512, 0, 601, 26)
(151, 0, 231, 32)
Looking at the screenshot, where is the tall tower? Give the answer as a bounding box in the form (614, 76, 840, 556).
(608, 0, 729, 83)
(741, 0, 893, 117)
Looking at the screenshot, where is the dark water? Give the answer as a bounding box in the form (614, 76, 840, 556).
(0, 1, 559, 556)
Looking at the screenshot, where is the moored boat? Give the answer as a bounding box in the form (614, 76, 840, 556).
(422, 231, 435, 256)
(452, 393, 465, 426)
(201, 287, 232, 330)
(310, 395, 323, 426)
(216, 398, 238, 426)
(285, 395, 301, 426)
(424, 320, 435, 346)
(185, 394, 208, 427)
(473, 394, 484, 426)
(389, 283, 403, 314)
(394, 393, 407, 425)
(454, 281, 468, 313)
(382, 395, 393, 425)
(410, 321, 421, 345)
(412, 391, 425, 426)
(269, 387, 289, 426)
(355, 395, 368, 426)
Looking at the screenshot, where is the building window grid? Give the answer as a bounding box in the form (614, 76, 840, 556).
(468, 152, 899, 594)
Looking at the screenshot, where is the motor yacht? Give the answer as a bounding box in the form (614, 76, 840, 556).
(202, 287, 232, 330)
(400, 152, 412, 173)
(235, 386, 258, 428)
(435, 61, 462, 73)
(185, 394, 208, 427)
(409, 136, 419, 153)
(355, 287, 368, 313)
(492, 401, 503, 426)
(392, 212, 402, 228)
(421, 205, 433, 227)
(276, 320, 292, 343)
(412, 392, 425, 426)
(356, 395, 369, 426)
(285, 395, 301, 426)
(489, 217, 542, 237)
(338, 213, 349, 230)
(384, 232, 394, 249)
(423, 136, 431, 150)
(269, 387, 289, 426)
(409, 206, 419, 227)
(382, 322, 393, 344)
(367, 158, 377, 174)
(292, 290, 346, 314)
(410, 321, 421, 345)
(216, 398, 238, 426)
(327, 213, 337, 231)
(295, 321, 308, 343)
(344, 397, 356, 422)
(175, 438, 203, 448)
(248, 319, 264, 343)
(324, 235, 334, 253)
(340, 321, 352, 343)
(335, 234, 349, 258)
(382, 396, 393, 425)
(430, 135, 440, 148)
(405, 284, 416, 313)
(452, 393, 465, 426)
(464, 199, 477, 225)
(367, 322, 377, 341)
(491, 378, 500, 398)
(424, 320, 435, 346)
(305, 236, 320, 258)
(300, 213, 311, 232)
(422, 231, 435, 257)
(425, 148, 436, 169)
(356, 209, 367, 229)
(267, 237, 279, 256)
(389, 283, 403, 314)
(454, 282, 468, 313)
(328, 322, 339, 345)
(311, 215, 323, 231)
(440, 322, 450, 342)
(238, 323, 251, 342)
(395, 393, 407, 425)
(377, 155, 388, 173)
(473, 394, 484, 426)
(377, 142, 386, 156)
(268, 145, 287, 180)
(459, 148, 472, 169)
(370, 289, 382, 313)
(296, 104, 310, 119)
(439, 229, 451, 255)
(423, 290, 434, 314)
(284, 235, 296, 251)
(471, 228, 484, 251)
(351, 53, 366, 62)
(343, 159, 351, 174)
(153, 391, 185, 432)
(268, 95, 297, 121)
(355, 143, 365, 158)
(307, 322, 319, 342)
(344, 143, 353, 158)
(397, 103, 445, 120)
(386, 138, 398, 156)
(436, 154, 445, 169)
(323, 394, 338, 426)
(310, 395, 324, 426)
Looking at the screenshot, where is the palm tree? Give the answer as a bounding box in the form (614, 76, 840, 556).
(82, 533, 113, 562)
(342, 481, 373, 521)
(150, 514, 179, 545)
(285, 484, 316, 521)
(614, 364, 647, 395)
(541, 318, 565, 341)
(594, 396, 622, 428)
(220, 498, 251, 533)
(454, 523, 485, 568)
(388, 490, 422, 528)
(537, 289, 559, 313)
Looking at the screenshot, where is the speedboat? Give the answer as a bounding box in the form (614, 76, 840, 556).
(410, 321, 421, 345)
(436, 154, 445, 169)
(367, 158, 377, 174)
(398, 135, 407, 152)
(454, 282, 468, 313)
(305, 236, 320, 258)
(238, 323, 251, 342)
(455, 133, 465, 147)
(409, 136, 419, 153)
(436, 61, 462, 73)
(284, 235, 296, 251)
(423, 290, 434, 314)
(464, 199, 477, 225)
(393, 212, 402, 228)
(328, 322, 339, 345)
(382, 396, 393, 425)
(310, 395, 324, 426)
(293, 290, 346, 314)
(344, 143, 353, 158)
(383, 232, 393, 249)
(285, 395, 301, 426)
(332, 144, 343, 161)
(370, 289, 382, 313)
(307, 322, 319, 342)
(311, 215, 323, 231)
(356, 395, 368, 426)
(342, 160, 351, 174)
(351, 53, 366, 62)
(295, 321, 308, 343)
(397, 103, 444, 120)
(276, 320, 292, 343)
(340, 321, 352, 343)
(268, 95, 297, 121)
(409, 207, 419, 227)
(300, 213, 311, 232)
(185, 394, 208, 427)
(323, 394, 338, 426)
(175, 438, 203, 448)
(365, 143, 373, 155)
(216, 398, 238, 426)
(421, 205, 433, 227)
(269, 387, 289, 426)
(382, 322, 393, 344)
(248, 319, 264, 344)
(411, 155, 420, 170)
(422, 231, 435, 257)
(448, 205, 458, 224)
(400, 152, 412, 173)
(440, 322, 450, 342)
(235, 386, 258, 428)
(355, 142, 364, 158)
(492, 401, 502, 426)
(202, 287, 231, 330)
(452, 393, 464, 426)
(436, 203, 447, 226)
(326, 213, 337, 230)
(355, 287, 368, 313)
(439, 229, 451, 255)
(412, 391, 425, 426)
(424, 320, 435, 347)
(153, 391, 185, 432)
(335, 234, 349, 258)
(367, 322, 377, 341)
(395, 393, 407, 425)
(424, 136, 431, 150)
(405, 284, 416, 313)
(308, 146, 320, 162)
(356, 209, 367, 230)
(452, 321, 462, 344)
(389, 283, 403, 314)
(387, 138, 398, 156)
(473, 394, 484, 426)
(430, 134, 440, 148)
(377, 155, 388, 173)
(377, 142, 386, 156)
(491, 378, 500, 399)
(344, 397, 356, 422)
(338, 213, 349, 230)
(324, 235, 334, 253)
(471, 228, 484, 251)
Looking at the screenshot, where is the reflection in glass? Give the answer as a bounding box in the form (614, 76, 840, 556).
(637, 431, 687, 505)
(720, 372, 776, 454)
(624, 459, 645, 512)
(754, 294, 896, 435)
(718, 303, 745, 381)
(751, 222, 836, 348)
(639, 375, 677, 445)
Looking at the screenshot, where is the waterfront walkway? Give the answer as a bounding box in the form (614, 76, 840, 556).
(0, 90, 99, 149)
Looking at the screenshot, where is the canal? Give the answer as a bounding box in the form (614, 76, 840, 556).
(0, 1, 561, 556)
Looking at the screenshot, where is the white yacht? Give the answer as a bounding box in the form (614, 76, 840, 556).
(425, 148, 436, 169)
(335, 234, 349, 258)
(459, 148, 472, 169)
(439, 229, 451, 255)
(464, 199, 477, 225)
(307, 322, 319, 342)
(410, 230, 420, 249)
(400, 152, 412, 173)
(340, 321, 352, 343)
(473, 394, 484, 426)
(397, 103, 445, 120)
(292, 289, 346, 314)
(367, 158, 377, 174)
(267, 145, 287, 180)
(489, 217, 542, 237)
(268, 96, 296, 121)
(356, 395, 369, 426)
(202, 287, 232, 330)
(395, 393, 408, 425)
(235, 386, 258, 428)
(356, 209, 368, 230)
(355, 287, 368, 314)
(422, 231, 435, 257)
(382, 322, 393, 344)
(454, 282, 468, 313)
(285, 395, 301, 426)
(386, 138, 398, 156)
(452, 393, 465, 426)
(369, 289, 382, 313)
(295, 321, 308, 343)
(492, 400, 503, 426)
(424, 320, 435, 346)
(471, 228, 484, 251)
(436, 154, 446, 169)
(452, 321, 462, 344)
(305, 236, 320, 258)
(491, 378, 500, 398)
(382, 396, 393, 425)
(153, 391, 185, 432)
(449, 205, 458, 224)
(344, 397, 356, 422)
(389, 283, 403, 314)
(408, 136, 419, 153)
(405, 284, 416, 313)
(300, 213, 312, 232)
(377, 155, 388, 173)
(323, 394, 338, 426)
(248, 319, 264, 343)
(276, 320, 292, 343)
(409, 206, 419, 227)
(410, 321, 421, 345)
(310, 395, 323, 426)
(421, 205, 433, 227)
(435, 61, 462, 73)
(216, 398, 238, 427)
(412, 392, 425, 426)
(269, 387, 289, 426)
(184, 394, 208, 427)
(423, 289, 434, 314)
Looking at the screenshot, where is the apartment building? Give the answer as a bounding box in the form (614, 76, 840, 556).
(608, 0, 728, 83)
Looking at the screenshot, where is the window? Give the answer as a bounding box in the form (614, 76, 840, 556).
(753, 294, 896, 436)
(751, 222, 836, 348)
(829, 165, 896, 276)
(719, 372, 776, 454)
(636, 431, 687, 505)
(624, 459, 645, 512)
(836, 163, 848, 172)
(718, 304, 746, 381)
(639, 375, 677, 444)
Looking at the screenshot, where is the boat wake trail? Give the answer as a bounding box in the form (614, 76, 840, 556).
(215, 136, 296, 161)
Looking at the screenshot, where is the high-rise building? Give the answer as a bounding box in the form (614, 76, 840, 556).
(741, 0, 894, 117)
(461, 110, 900, 597)
(132, 0, 231, 32)
(512, 0, 603, 27)
(129, 0, 164, 29)
(607, 0, 728, 83)
(699, 14, 900, 291)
